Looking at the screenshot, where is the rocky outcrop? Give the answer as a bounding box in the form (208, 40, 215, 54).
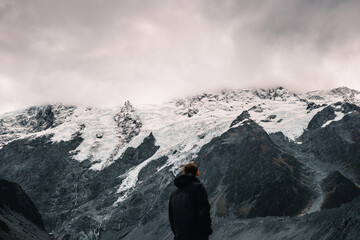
(0, 104, 75, 147)
(253, 87, 299, 101)
(0, 205, 51, 240)
(306, 102, 326, 112)
(114, 101, 142, 143)
(0, 179, 50, 240)
(0, 88, 360, 240)
(230, 110, 250, 127)
(302, 110, 360, 178)
(330, 87, 360, 102)
(0, 132, 159, 239)
(304, 87, 360, 105)
(19, 105, 74, 132)
(0, 179, 44, 229)
(320, 171, 360, 210)
(195, 117, 312, 218)
(306, 102, 359, 130)
(341, 102, 360, 113)
(307, 106, 336, 130)
(208, 196, 360, 240)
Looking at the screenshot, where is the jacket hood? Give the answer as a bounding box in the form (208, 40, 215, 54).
(174, 174, 200, 188)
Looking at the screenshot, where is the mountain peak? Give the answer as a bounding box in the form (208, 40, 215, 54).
(121, 100, 135, 113)
(253, 87, 298, 101)
(330, 86, 360, 95)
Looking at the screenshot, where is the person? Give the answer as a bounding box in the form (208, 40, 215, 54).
(169, 162, 213, 240)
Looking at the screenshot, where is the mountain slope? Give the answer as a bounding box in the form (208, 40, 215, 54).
(0, 87, 360, 239)
(0, 178, 50, 240)
(195, 115, 311, 218)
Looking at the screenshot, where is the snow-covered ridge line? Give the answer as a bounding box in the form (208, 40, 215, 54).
(0, 87, 359, 204)
(0, 87, 359, 171)
(0, 104, 75, 149)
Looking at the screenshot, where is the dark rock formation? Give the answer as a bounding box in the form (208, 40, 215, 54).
(340, 102, 360, 113)
(0, 104, 75, 147)
(0, 132, 159, 239)
(302, 111, 360, 178)
(230, 110, 250, 127)
(253, 87, 298, 101)
(114, 101, 142, 143)
(208, 196, 360, 240)
(249, 104, 264, 113)
(0, 179, 50, 240)
(307, 106, 335, 130)
(267, 114, 277, 120)
(0, 178, 44, 229)
(306, 102, 323, 112)
(1, 97, 360, 239)
(1, 205, 51, 240)
(195, 119, 312, 218)
(320, 171, 360, 210)
(185, 108, 199, 117)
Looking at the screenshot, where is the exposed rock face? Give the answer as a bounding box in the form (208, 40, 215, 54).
(0, 205, 51, 240)
(114, 101, 142, 143)
(0, 178, 44, 229)
(307, 106, 336, 130)
(304, 87, 360, 104)
(330, 87, 360, 102)
(307, 103, 360, 130)
(320, 171, 360, 210)
(0, 132, 159, 239)
(0, 179, 50, 240)
(230, 110, 250, 127)
(1, 87, 360, 240)
(195, 118, 312, 218)
(185, 108, 199, 117)
(302, 110, 360, 178)
(208, 196, 360, 240)
(253, 87, 298, 101)
(0, 134, 84, 234)
(0, 104, 75, 147)
(306, 102, 325, 112)
(341, 102, 360, 113)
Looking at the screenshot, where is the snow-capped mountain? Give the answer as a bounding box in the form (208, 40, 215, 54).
(0, 86, 360, 240)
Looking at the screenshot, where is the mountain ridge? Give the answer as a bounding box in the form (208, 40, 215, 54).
(0, 86, 360, 239)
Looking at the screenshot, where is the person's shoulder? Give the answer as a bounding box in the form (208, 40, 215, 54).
(170, 188, 179, 198)
(189, 181, 206, 193)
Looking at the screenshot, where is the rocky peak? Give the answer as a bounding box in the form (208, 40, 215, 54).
(253, 87, 298, 101)
(114, 101, 142, 143)
(304, 87, 360, 105)
(330, 87, 360, 103)
(307, 102, 360, 130)
(0, 104, 75, 148)
(121, 100, 135, 113)
(330, 86, 360, 96)
(195, 116, 311, 218)
(230, 110, 251, 127)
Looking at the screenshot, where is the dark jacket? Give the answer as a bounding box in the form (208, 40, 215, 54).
(169, 174, 212, 240)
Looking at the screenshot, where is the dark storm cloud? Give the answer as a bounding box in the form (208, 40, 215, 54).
(1, 0, 360, 113)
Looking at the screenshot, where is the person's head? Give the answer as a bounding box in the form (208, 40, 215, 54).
(182, 162, 199, 177)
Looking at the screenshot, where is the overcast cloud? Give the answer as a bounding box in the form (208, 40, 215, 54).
(1, 0, 360, 113)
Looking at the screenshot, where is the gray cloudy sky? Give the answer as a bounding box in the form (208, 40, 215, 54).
(1, 0, 360, 113)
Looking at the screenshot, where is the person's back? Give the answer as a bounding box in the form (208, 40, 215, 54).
(169, 163, 212, 240)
